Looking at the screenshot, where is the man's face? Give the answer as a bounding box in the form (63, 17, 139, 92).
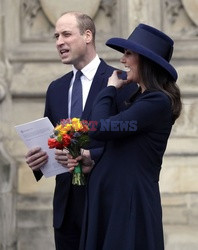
(54, 14, 88, 68)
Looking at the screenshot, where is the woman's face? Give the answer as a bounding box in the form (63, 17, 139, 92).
(120, 50, 140, 83)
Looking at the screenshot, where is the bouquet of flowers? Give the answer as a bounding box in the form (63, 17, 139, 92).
(48, 118, 90, 185)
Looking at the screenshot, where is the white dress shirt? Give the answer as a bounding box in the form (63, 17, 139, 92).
(68, 55, 101, 118)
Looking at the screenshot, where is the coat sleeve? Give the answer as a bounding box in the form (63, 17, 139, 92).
(89, 147, 104, 163)
(89, 86, 172, 141)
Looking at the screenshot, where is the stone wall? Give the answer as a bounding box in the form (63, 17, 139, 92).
(0, 0, 198, 249)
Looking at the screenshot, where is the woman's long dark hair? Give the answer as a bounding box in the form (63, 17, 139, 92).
(135, 55, 182, 123)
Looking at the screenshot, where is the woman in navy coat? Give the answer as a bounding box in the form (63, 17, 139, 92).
(77, 24, 182, 250)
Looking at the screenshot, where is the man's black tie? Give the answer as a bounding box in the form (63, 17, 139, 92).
(70, 70, 83, 118)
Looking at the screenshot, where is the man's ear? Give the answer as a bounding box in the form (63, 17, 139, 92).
(84, 30, 93, 44)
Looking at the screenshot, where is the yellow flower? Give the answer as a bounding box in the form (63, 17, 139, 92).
(55, 124, 63, 131)
(59, 124, 72, 135)
(64, 124, 72, 131)
(71, 118, 83, 131)
(71, 117, 80, 123)
(72, 122, 83, 131)
(54, 124, 64, 135)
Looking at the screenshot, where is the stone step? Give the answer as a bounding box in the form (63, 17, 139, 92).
(164, 225, 198, 250)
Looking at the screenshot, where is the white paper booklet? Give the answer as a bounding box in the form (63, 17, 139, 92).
(15, 117, 68, 178)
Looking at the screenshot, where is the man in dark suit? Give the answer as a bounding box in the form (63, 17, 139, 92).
(25, 11, 136, 250)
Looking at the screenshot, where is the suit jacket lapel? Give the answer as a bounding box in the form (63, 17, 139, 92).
(64, 72, 73, 118)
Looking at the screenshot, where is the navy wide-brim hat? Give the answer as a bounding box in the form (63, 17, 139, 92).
(106, 23, 177, 81)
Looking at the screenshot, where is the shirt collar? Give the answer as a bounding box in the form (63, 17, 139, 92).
(72, 55, 101, 81)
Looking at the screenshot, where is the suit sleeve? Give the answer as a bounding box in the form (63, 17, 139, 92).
(89, 86, 171, 141)
(33, 170, 43, 181)
(32, 85, 53, 182)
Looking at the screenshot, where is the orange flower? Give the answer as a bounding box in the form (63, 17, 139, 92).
(62, 134, 71, 147)
(48, 138, 63, 149)
(48, 118, 90, 186)
(81, 124, 89, 132)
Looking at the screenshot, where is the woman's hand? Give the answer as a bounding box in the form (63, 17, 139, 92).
(70, 150, 95, 174)
(81, 149, 95, 174)
(108, 70, 129, 89)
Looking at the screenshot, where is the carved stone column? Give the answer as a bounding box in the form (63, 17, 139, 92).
(0, 1, 17, 249)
